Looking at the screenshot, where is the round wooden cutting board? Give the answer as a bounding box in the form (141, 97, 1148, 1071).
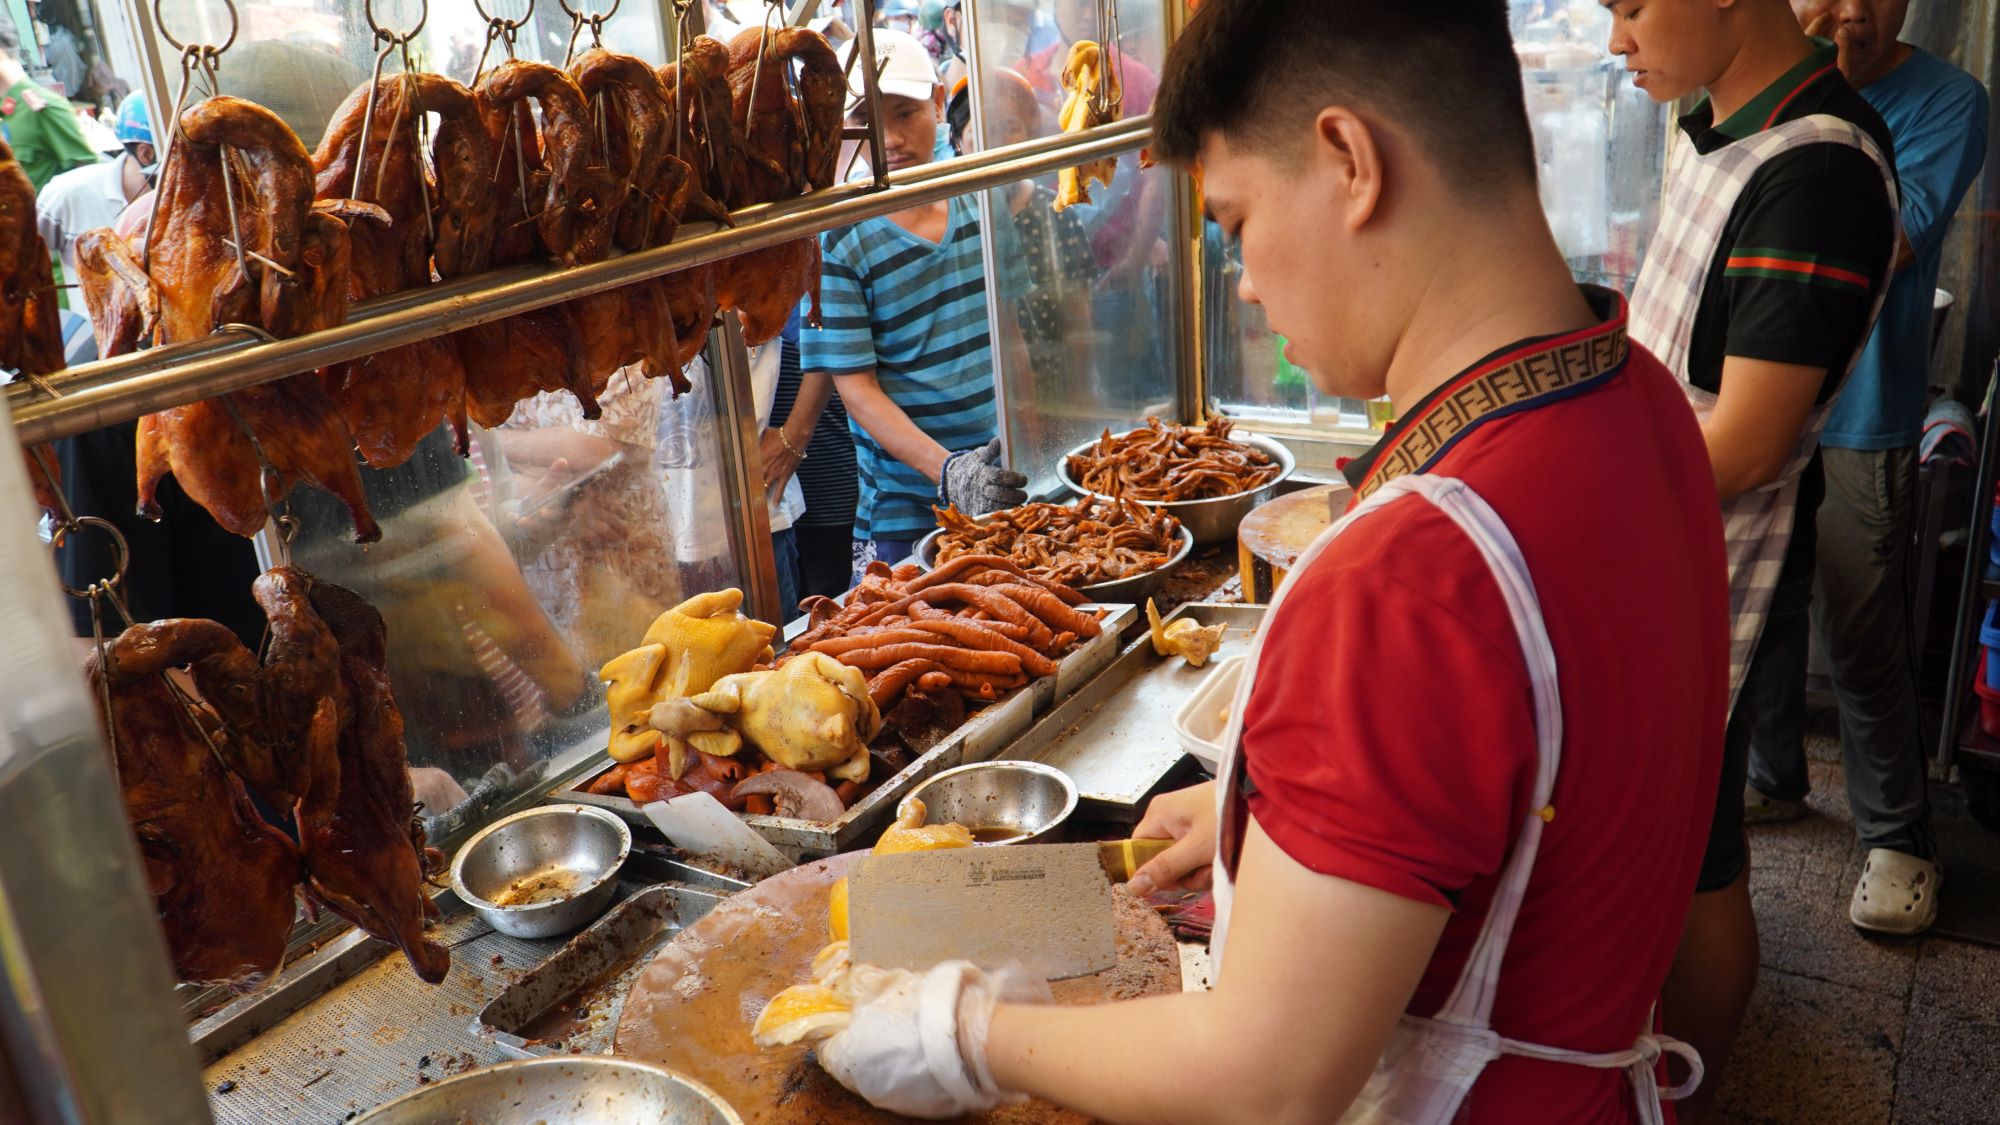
(1237, 482, 1354, 602)
(614, 852, 1182, 1124)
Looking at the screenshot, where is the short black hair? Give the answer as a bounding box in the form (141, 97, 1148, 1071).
(1153, 0, 1537, 198)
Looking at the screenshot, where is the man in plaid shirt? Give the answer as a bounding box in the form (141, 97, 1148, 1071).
(1610, 0, 1898, 1116)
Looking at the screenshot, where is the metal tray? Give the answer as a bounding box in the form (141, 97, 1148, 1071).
(472, 883, 730, 1060)
(197, 853, 749, 1125)
(1000, 603, 1267, 820)
(559, 603, 1136, 854)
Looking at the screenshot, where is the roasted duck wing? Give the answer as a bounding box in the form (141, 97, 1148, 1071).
(2, 135, 68, 513)
(76, 227, 156, 357)
(117, 96, 379, 542)
(313, 76, 478, 467)
(302, 577, 450, 985)
(89, 620, 304, 990)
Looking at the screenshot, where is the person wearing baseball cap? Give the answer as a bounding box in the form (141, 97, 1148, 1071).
(799, 28, 1031, 582)
(35, 90, 151, 278)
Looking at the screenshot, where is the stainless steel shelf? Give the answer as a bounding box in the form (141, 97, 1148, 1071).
(6, 117, 1152, 446)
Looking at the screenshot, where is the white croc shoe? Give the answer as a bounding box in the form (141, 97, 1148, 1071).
(1850, 848, 1941, 935)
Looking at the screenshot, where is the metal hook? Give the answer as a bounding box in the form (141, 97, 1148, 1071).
(51, 516, 131, 600)
(362, 0, 428, 45)
(744, 0, 783, 138)
(140, 46, 206, 273)
(152, 0, 238, 54)
(1090, 0, 1125, 120)
(350, 0, 429, 203)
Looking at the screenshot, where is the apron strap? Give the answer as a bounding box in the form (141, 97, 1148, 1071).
(1407, 478, 1564, 1028)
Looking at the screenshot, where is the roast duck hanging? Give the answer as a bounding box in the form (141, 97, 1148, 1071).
(87, 568, 450, 989)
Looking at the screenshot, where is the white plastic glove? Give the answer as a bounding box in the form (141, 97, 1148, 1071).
(815, 961, 1050, 1119)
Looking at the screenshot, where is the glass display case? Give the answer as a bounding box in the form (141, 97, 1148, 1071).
(1199, 0, 1669, 443)
(960, 0, 1183, 495)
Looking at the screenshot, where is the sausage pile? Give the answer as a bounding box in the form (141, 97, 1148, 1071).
(1066, 415, 1284, 503)
(932, 496, 1182, 589)
(790, 556, 1102, 713)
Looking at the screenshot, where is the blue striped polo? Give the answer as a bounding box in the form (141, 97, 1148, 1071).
(799, 191, 1001, 541)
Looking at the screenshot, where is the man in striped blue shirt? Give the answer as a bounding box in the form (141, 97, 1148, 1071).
(801, 29, 1026, 579)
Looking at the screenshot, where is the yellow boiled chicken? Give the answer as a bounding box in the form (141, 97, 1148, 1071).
(597, 588, 777, 762)
(827, 798, 973, 942)
(1055, 40, 1122, 211)
(752, 940, 858, 1048)
(685, 653, 882, 783)
(1146, 597, 1226, 668)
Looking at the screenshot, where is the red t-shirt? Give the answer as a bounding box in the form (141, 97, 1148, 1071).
(1239, 311, 1728, 1122)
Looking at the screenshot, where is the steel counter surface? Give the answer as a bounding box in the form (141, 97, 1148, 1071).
(1004, 603, 1267, 819)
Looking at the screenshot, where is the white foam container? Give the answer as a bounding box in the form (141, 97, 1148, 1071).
(1171, 655, 1247, 771)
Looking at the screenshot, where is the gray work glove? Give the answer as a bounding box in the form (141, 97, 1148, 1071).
(939, 438, 1028, 515)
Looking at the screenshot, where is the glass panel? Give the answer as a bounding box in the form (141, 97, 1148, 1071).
(1200, 4, 1668, 428)
(285, 360, 744, 836)
(1512, 1, 1667, 293)
(963, 0, 1182, 495)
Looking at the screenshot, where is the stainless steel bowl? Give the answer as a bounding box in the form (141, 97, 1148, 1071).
(901, 761, 1078, 845)
(352, 1056, 742, 1124)
(450, 804, 631, 939)
(912, 521, 1194, 605)
(1057, 431, 1296, 546)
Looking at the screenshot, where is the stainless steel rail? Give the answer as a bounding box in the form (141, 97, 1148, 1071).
(7, 118, 1151, 446)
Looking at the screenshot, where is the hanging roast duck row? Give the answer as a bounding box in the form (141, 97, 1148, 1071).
(55, 27, 844, 543)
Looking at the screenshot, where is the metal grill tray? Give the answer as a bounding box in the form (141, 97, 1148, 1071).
(560, 603, 1136, 854)
(197, 854, 747, 1125)
(472, 882, 727, 1061)
(1001, 603, 1267, 820)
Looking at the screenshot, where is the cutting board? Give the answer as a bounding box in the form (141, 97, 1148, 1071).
(613, 852, 1182, 1124)
(1236, 482, 1353, 602)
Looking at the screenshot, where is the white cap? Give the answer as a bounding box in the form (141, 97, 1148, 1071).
(842, 27, 939, 104)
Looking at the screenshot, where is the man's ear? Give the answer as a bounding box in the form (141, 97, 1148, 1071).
(1314, 106, 1384, 234)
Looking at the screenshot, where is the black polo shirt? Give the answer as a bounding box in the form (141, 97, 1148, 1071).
(1679, 42, 1898, 588)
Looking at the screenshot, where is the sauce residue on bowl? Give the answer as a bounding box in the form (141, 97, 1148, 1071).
(968, 826, 1031, 845)
(488, 865, 588, 907)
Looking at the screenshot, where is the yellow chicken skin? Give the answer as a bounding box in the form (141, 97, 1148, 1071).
(1146, 597, 1227, 668)
(828, 799, 974, 941)
(688, 653, 882, 782)
(597, 589, 777, 762)
(1055, 40, 1122, 211)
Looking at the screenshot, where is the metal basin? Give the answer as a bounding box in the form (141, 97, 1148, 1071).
(352, 1056, 741, 1124)
(1057, 431, 1296, 546)
(902, 760, 1077, 845)
(912, 520, 1194, 604)
(451, 804, 631, 939)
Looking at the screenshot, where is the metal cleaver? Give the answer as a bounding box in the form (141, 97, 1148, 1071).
(847, 839, 1172, 981)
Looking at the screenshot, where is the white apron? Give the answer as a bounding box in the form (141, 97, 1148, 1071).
(1628, 113, 1896, 713)
(1209, 474, 1701, 1123)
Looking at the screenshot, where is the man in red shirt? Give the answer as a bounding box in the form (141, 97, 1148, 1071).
(787, 2, 1730, 1119)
